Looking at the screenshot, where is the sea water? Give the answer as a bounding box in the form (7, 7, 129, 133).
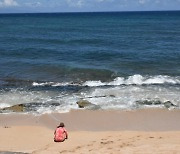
(0, 11, 180, 114)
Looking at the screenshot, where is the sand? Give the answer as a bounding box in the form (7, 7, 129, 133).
(0, 109, 180, 154)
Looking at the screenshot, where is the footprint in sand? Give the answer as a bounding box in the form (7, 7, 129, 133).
(100, 141, 114, 145)
(4, 126, 10, 128)
(60, 150, 68, 153)
(76, 146, 81, 149)
(68, 150, 76, 153)
(119, 144, 124, 148)
(87, 144, 93, 147)
(65, 146, 82, 153)
(101, 138, 107, 141)
(119, 142, 133, 148)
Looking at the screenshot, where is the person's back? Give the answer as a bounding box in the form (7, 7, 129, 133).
(54, 122, 68, 142)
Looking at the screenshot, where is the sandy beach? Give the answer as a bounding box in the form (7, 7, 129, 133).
(0, 109, 180, 154)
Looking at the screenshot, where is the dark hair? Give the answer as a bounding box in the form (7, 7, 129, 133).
(58, 122, 65, 128)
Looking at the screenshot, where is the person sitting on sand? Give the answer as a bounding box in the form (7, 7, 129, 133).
(54, 122, 68, 142)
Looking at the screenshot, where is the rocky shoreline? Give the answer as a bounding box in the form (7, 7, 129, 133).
(0, 99, 178, 114)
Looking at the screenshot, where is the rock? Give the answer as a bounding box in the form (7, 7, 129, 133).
(76, 100, 93, 108)
(153, 100, 162, 105)
(164, 101, 176, 108)
(0, 102, 61, 113)
(136, 100, 162, 105)
(76, 100, 101, 110)
(136, 100, 178, 109)
(1, 104, 25, 112)
(109, 95, 115, 98)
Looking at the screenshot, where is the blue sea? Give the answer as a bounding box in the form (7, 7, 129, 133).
(0, 11, 180, 114)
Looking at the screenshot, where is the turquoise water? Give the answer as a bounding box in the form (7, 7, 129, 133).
(0, 11, 180, 113)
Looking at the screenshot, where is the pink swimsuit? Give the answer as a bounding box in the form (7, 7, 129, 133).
(54, 127, 68, 142)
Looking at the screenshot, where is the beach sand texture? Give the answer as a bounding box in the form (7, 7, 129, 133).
(0, 109, 180, 154)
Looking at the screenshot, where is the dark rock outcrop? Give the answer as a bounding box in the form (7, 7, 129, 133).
(76, 100, 101, 109)
(136, 100, 162, 105)
(1, 104, 25, 112)
(164, 101, 177, 108)
(76, 100, 93, 108)
(0, 102, 61, 113)
(136, 99, 178, 109)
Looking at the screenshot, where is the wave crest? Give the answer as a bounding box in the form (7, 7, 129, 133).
(84, 75, 180, 87)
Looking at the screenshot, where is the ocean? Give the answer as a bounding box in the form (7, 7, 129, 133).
(0, 11, 180, 114)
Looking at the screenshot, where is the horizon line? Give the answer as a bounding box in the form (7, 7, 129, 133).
(0, 9, 180, 15)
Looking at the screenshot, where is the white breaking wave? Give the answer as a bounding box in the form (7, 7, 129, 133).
(32, 75, 180, 87)
(83, 75, 180, 87)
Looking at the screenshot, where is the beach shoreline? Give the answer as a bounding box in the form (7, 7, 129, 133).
(0, 109, 180, 153)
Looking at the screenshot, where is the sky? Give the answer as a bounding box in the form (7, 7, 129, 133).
(0, 0, 180, 13)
